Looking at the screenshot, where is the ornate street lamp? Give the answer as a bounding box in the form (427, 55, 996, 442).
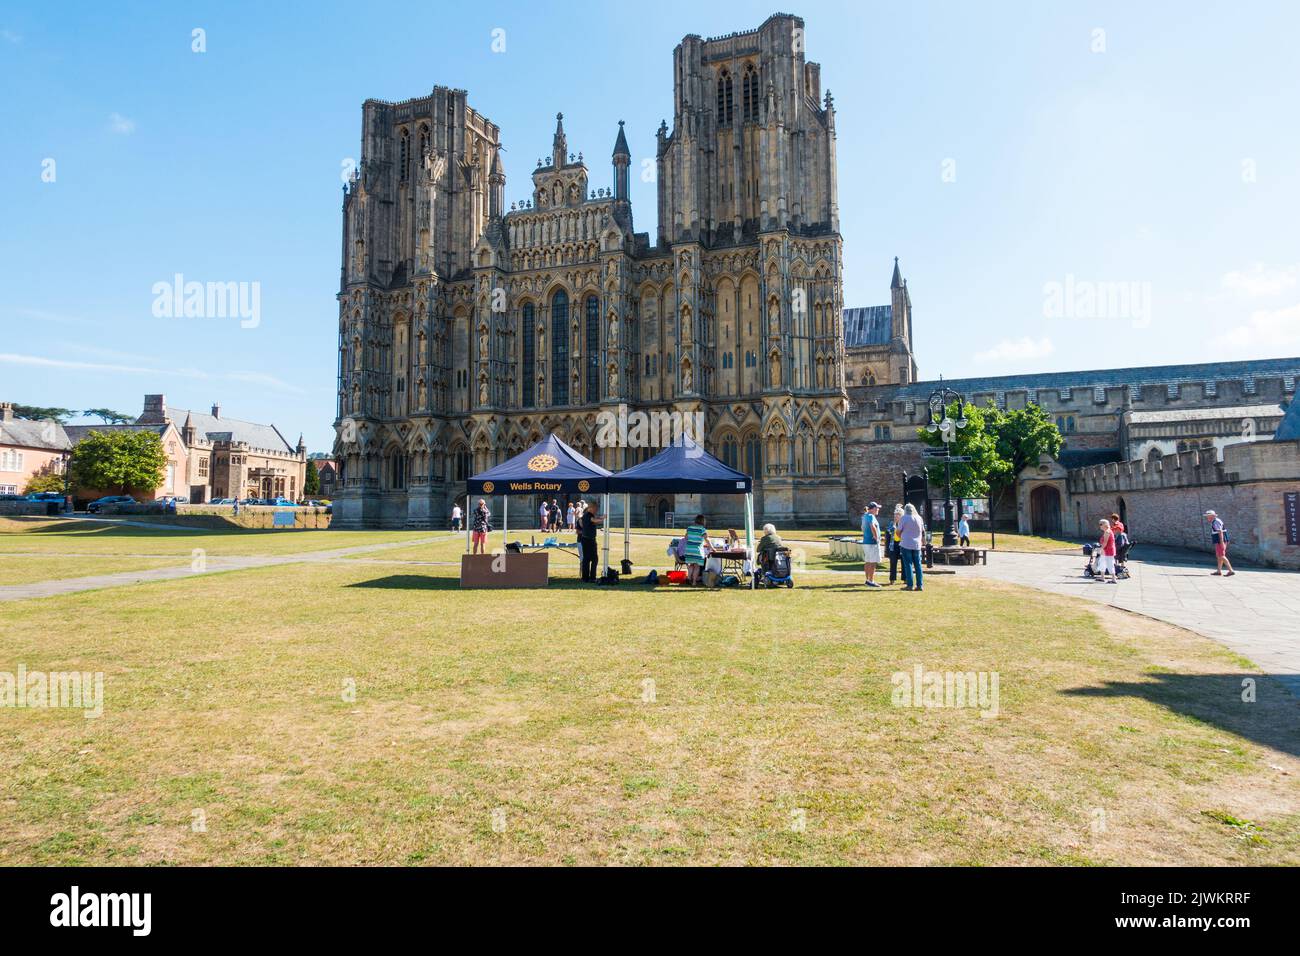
(925, 382, 967, 548)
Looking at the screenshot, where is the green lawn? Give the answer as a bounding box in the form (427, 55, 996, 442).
(0, 554, 187, 586)
(0, 516, 439, 557)
(0, 520, 1295, 866)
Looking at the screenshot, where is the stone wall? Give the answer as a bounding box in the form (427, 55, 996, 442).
(845, 436, 927, 515)
(1066, 440, 1300, 568)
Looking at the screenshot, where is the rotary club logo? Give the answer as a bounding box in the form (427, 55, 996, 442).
(527, 454, 559, 472)
(577, 480, 590, 493)
(482, 481, 495, 493)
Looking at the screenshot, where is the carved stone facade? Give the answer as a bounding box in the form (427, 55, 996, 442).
(333, 14, 849, 528)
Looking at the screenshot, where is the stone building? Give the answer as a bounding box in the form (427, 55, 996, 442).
(0, 402, 71, 495)
(328, 10, 1300, 533)
(332, 13, 849, 529)
(849, 357, 1299, 536)
(134, 395, 307, 503)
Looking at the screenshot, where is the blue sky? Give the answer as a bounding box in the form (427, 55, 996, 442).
(3, 0, 1298, 452)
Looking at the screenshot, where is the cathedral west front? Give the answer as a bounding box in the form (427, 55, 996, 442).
(332, 13, 861, 529)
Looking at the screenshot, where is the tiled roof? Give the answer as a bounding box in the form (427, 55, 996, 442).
(1127, 403, 1283, 423)
(64, 424, 169, 445)
(844, 305, 892, 348)
(0, 418, 71, 451)
(876, 357, 1300, 401)
(167, 408, 293, 453)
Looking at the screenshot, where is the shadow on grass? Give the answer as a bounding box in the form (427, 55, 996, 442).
(346, 573, 774, 595)
(1062, 673, 1300, 758)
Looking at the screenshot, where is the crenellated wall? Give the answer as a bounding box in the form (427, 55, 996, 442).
(1064, 440, 1300, 568)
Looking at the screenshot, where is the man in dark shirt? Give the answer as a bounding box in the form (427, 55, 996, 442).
(578, 500, 602, 582)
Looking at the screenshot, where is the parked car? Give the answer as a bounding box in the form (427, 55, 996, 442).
(208, 497, 233, 505)
(264, 497, 297, 507)
(26, 492, 65, 502)
(87, 495, 135, 514)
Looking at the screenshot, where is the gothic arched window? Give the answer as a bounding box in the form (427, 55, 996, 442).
(717, 69, 734, 125)
(399, 128, 410, 180)
(521, 303, 536, 408)
(585, 295, 600, 403)
(551, 290, 570, 406)
(742, 64, 759, 122)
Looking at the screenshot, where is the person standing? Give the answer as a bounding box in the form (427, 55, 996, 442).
(578, 500, 602, 582)
(861, 502, 882, 588)
(539, 499, 549, 531)
(566, 501, 576, 532)
(1205, 510, 1235, 576)
(885, 505, 904, 584)
(450, 502, 462, 532)
(471, 498, 491, 555)
(898, 503, 926, 592)
(958, 513, 971, 547)
(1095, 518, 1117, 583)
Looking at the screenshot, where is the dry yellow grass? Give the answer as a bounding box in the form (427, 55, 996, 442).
(0, 520, 1295, 866)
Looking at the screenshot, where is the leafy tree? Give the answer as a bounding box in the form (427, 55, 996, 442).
(23, 471, 67, 494)
(304, 459, 321, 496)
(988, 404, 1064, 507)
(13, 405, 75, 423)
(916, 401, 1010, 499)
(68, 430, 168, 495)
(82, 408, 135, 425)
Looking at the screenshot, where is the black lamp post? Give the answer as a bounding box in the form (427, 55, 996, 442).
(925, 383, 967, 548)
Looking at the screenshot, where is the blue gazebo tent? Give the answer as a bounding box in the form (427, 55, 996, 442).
(465, 434, 613, 558)
(608, 435, 757, 588)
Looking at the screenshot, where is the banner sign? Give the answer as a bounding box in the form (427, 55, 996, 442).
(1285, 491, 1299, 546)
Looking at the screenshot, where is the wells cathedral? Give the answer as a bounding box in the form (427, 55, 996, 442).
(332, 13, 1299, 539)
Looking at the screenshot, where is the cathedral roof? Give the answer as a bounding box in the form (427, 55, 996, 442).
(882, 356, 1300, 401)
(843, 305, 892, 347)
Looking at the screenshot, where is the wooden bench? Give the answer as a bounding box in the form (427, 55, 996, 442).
(931, 547, 988, 567)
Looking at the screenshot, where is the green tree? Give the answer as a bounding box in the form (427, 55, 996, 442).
(988, 404, 1064, 509)
(13, 405, 75, 423)
(304, 459, 321, 496)
(916, 401, 1010, 499)
(82, 408, 135, 425)
(68, 430, 168, 495)
(23, 471, 67, 494)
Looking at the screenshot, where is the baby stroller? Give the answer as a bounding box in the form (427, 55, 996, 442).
(755, 547, 795, 588)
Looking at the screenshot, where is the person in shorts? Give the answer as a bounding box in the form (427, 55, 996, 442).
(1205, 510, 1235, 576)
(450, 503, 462, 532)
(471, 498, 491, 554)
(861, 502, 883, 588)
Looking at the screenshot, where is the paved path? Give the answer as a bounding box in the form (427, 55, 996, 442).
(968, 547, 1300, 693)
(0, 536, 444, 602)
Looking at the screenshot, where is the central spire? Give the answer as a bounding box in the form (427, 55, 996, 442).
(552, 111, 567, 167)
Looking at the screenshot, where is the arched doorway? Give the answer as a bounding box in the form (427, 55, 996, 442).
(1117, 496, 1128, 532)
(1030, 485, 1062, 536)
(644, 495, 672, 527)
